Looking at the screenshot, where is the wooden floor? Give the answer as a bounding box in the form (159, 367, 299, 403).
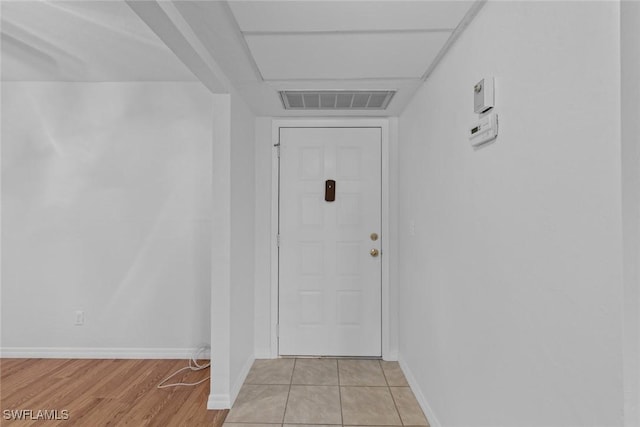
(0, 359, 228, 426)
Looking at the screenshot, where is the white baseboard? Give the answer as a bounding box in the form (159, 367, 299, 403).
(398, 354, 442, 427)
(207, 394, 230, 410)
(384, 349, 399, 361)
(0, 347, 210, 359)
(207, 354, 254, 410)
(253, 349, 273, 359)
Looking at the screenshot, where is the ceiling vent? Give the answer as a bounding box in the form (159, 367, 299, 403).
(280, 90, 396, 110)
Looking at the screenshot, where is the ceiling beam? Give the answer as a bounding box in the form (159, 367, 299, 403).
(126, 0, 229, 93)
(221, 1, 264, 82)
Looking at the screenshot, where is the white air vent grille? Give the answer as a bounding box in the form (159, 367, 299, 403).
(280, 90, 395, 110)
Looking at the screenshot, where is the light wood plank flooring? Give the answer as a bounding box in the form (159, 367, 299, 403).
(0, 359, 228, 426)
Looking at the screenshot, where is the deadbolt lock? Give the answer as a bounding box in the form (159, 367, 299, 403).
(370, 248, 379, 257)
(370, 233, 378, 241)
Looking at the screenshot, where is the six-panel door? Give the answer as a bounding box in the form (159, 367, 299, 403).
(278, 127, 382, 356)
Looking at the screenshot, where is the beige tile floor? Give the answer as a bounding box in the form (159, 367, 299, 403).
(223, 358, 429, 427)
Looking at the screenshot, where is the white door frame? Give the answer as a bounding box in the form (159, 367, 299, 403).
(270, 118, 392, 359)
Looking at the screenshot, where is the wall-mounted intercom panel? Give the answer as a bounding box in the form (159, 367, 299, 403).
(470, 77, 497, 147)
(474, 77, 494, 114)
(469, 112, 498, 147)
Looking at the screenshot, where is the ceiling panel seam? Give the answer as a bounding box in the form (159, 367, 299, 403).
(264, 77, 422, 83)
(421, 0, 487, 81)
(241, 28, 454, 37)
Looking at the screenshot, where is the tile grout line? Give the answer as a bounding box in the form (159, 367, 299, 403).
(246, 383, 391, 387)
(380, 359, 405, 426)
(225, 421, 345, 426)
(337, 359, 344, 426)
(281, 358, 296, 425)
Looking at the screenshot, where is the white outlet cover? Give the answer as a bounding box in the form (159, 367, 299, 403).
(74, 310, 84, 326)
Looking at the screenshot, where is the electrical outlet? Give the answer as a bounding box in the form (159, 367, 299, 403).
(74, 310, 84, 326)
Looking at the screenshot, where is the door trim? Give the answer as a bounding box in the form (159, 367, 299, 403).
(270, 119, 392, 359)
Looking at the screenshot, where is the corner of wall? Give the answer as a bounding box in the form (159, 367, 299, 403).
(254, 117, 276, 359)
(387, 116, 400, 360)
(621, 1, 640, 425)
(398, 354, 441, 427)
(230, 353, 255, 405)
(210, 93, 232, 408)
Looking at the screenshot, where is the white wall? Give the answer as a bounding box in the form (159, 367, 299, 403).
(210, 94, 232, 407)
(397, 2, 623, 426)
(229, 93, 256, 399)
(621, 1, 640, 425)
(209, 90, 256, 409)
(1, 82, 213, 356)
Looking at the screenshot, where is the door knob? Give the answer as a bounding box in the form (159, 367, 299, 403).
(370, 248, 379, 257)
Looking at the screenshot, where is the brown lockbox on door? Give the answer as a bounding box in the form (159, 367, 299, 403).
(325, 179, 336, 202)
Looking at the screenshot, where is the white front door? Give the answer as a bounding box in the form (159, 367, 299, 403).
(278, 127, 382, 356)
